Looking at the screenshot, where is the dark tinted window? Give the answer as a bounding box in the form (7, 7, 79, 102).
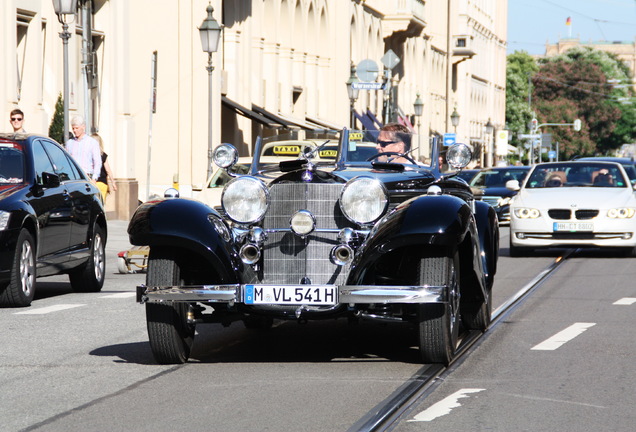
(0, 143, 25, 183)
(32, 141, 56, 185)
(40, 140, 81, 181)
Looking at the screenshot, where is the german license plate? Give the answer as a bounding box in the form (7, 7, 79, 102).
(244, 285, 337, 305)
(553, 222, 593, 232)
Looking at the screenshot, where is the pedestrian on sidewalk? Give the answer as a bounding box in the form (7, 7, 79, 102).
(92, 133, 118, 202)
(66, 115, 102, 182)
(9, 109, 25, 133)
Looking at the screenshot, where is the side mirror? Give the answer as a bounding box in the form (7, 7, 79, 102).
(42, 172, 60, 188)
(505, 179, 520, 191)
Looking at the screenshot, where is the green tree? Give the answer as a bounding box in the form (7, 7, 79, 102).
(505, 51, 539, 150)
(48, 93, 65, 145)
(533, 47, 635, 158)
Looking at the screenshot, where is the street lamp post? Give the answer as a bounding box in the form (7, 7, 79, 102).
(413, 93, 423, 158)
(485, 118, 494, 167)
(346, 62, 359, 129)
(199, 3, 223, 180)
(450, 107, 460, 133)
(52, 0, 78, 144)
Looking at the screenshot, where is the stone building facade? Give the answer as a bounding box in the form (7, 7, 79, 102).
(2, 0, 507, 220)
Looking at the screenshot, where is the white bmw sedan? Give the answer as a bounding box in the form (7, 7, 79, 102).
(508, 161, 636, 256)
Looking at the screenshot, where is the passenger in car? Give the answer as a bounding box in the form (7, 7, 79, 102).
(545, 174, 564, 187)
(593, 169, 614, 186)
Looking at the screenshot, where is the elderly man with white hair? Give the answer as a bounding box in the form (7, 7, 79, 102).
(66, 115, 102, 182)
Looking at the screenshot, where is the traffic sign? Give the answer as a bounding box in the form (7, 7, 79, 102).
(352, 82, 385, 90)
(443, 133, 456, 147)
(518, 134, 541, 140)
(357, 59, 379, 82)
(381, 49, 400, 70)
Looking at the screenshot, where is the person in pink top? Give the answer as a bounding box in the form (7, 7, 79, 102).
(66, 115, 102, 181)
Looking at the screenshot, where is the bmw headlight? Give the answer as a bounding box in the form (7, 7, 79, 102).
(340, 177, 388, 224)
(608, 208, 636, 219)
(222, 176, 269, 224)
(0, 210, 10, 230)
(513, 207, 540, 219)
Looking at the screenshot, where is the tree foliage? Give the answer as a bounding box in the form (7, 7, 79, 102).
(48, 93, 65, 145)
(532, 47, 635, 158)
(505, 51, 538, 148)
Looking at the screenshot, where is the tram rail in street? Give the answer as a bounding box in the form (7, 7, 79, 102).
(349, 250, 576, 432)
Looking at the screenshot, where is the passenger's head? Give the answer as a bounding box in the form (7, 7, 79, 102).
(10, 109, 24, 132)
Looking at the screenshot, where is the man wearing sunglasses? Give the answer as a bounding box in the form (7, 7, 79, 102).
(9, 109, 25, 133)
(376, 122, 412, 163)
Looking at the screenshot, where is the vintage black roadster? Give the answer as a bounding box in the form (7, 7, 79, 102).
(130, 128, 499, 365)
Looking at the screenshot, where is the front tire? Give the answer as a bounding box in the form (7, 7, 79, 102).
(417, 252, 460, 365)
(0, 229, 36, 307)
(69, 224, 106, 292)
(145, 248, 195, 364)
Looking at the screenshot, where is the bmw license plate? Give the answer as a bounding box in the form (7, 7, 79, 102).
(244, 285, 337, 305)
(553, 222, 594, 232)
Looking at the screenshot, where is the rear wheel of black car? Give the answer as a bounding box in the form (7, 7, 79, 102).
(417, 252, 460, 365)
(0, 229, 36, 307)
(145, 248, 195, 364)
(69, 224, 106, 292)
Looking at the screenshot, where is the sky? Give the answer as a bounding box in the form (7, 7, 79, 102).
(507, 0, 636, 55)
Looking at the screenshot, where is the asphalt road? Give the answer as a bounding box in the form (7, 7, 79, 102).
(2, 223, 635, 431)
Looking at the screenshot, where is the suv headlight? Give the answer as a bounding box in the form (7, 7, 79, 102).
(222, 176, 269, 224)
(608, 208, 636, 218)
(340, 177, 388, 224)
(513, 207, 540, 219)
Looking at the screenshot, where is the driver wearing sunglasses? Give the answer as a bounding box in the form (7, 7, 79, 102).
(9, 109, 25, 133)
(376, 122, 412, 163)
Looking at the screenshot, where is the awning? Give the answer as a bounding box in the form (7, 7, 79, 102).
(252, 105, 298, 129)
(366, 110, 383, 129)
(221, 96, 281, 128)
(353, 109, 378, 131)
(305, 115, 343, 130)
(273, 111, 323, 131)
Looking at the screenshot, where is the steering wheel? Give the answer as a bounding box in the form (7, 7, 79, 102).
(367, 151, 417, 164)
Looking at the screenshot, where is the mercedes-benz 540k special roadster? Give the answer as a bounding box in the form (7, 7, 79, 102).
(130, 128, 499, 365)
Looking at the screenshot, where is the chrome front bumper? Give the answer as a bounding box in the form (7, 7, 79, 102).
(136, 284, 447, 305)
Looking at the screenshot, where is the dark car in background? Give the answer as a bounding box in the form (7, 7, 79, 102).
(470, 166, 531, 224)
(130, 129, 499, 366)
(0, 133, 107, 307)
(455, 168, 480, 184)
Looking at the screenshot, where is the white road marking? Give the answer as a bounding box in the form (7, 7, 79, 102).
(613, 297, 636, 305)
(531, 322, 596, 351)
(99, 292, 137, 299)
(409, 388, 485, 422)
(14, 304, 85, 315)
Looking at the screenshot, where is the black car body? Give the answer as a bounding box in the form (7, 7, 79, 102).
(130, 129, 499, 365)
(470, 166, 531, 223)
(0, 133, 107, 307)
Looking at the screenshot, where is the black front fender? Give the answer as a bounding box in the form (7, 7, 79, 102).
(128, 198, 241, 283)
(349, 194, 474, 282)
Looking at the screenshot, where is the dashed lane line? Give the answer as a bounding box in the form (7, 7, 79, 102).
(531, 322, 596, 351)
(14, 304, 85, 315)
(613, 297, 636, 305)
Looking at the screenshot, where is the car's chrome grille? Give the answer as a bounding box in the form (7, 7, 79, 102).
(548, 209, 571, 220)
(547, 209, 599, 220)
(575, 209, 599, 220)
(261, 183, 352, 285)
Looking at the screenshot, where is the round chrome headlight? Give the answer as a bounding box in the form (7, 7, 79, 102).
(213, 143, 239, 169)
(446, 143, 472, 169)
(222, 176, 269, 224)
(340, 177, 388, 224)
